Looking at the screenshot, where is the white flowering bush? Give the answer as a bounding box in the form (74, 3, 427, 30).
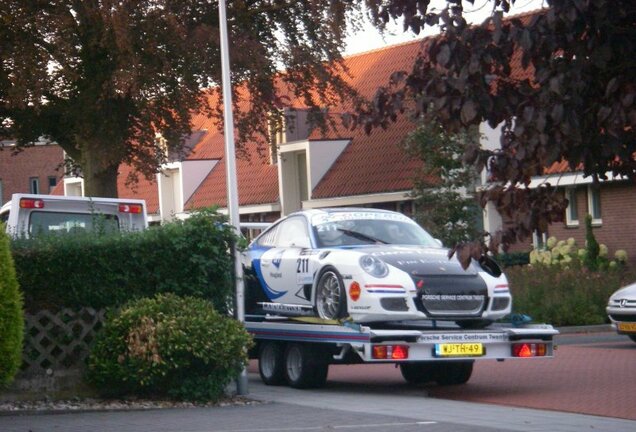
(529, 235, 628, 271)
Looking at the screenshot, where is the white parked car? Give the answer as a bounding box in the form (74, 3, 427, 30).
(243, 208, 512, 327)
(606, 282, 636, 343)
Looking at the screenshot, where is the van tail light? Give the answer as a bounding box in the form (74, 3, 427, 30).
(372, 345, 409, 360)
(512, 343, 547, 358)
(118, 204, 143, 214)
(20, 198, 45, 209)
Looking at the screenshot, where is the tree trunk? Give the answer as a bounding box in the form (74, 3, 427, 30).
(81, 148, 120, 198)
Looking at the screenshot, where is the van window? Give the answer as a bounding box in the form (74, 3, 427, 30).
(29, 211, 120, 236)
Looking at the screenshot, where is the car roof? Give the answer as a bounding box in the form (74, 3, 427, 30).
(289, 207, 400, 218)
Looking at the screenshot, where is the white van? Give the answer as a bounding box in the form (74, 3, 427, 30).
(0, 194, 148, 238)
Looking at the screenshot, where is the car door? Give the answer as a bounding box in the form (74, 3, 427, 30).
(257, 216, 313, 306)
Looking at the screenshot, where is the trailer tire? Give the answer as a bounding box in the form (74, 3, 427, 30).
(258, 341, 286, 386)
(434, 360, 474, 385)
(399, 362, 437, 384)
(284, 343, 329, 389)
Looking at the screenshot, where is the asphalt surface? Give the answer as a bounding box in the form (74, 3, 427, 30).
(1, 372, 634, 432)
(1, 326, 634, 432)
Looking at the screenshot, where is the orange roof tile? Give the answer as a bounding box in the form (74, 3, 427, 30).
(185, 142, 279, 210)
(122, 9, 542, 209)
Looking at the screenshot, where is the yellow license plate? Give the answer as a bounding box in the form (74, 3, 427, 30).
(617, 322, 636, 333)
(434, 343, 484, 357)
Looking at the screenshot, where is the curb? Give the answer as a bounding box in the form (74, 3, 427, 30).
(555, 324, 613, 334)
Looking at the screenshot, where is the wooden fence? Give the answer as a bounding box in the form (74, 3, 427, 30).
(22, 308, 106, 374)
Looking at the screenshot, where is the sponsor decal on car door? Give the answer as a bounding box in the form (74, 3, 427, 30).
(257, 247, 306, 304)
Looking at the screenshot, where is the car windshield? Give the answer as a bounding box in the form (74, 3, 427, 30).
(312, 213, 440, 248)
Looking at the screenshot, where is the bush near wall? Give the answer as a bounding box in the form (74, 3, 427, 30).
(506, 264, 636, 326)
(87, 293, 252, 402)
(0, 224, 24, 386)
(11, 209, 236, 313)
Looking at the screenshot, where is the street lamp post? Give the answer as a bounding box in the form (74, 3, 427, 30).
(218, 0, 248, 396)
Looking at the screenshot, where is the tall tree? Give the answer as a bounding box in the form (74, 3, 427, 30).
(353, 0, 636, 265)
(0, 0, 368, 197)
(403, 121, 481, 246)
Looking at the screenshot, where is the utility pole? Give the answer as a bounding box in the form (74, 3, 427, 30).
(218, 0, 248, 396)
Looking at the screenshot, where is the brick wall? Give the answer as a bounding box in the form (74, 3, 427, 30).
(0, 144, 65, 204)
(548, 182, 636, 266)
(505, 181, 636, 266)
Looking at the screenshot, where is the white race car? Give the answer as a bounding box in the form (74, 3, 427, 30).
(243, 208, 511, 327)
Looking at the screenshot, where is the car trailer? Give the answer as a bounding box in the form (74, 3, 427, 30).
(246, 316, 558, 389)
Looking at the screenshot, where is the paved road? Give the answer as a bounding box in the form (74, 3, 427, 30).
(294, 329, 635, 420)
(1, 329, 633, 432)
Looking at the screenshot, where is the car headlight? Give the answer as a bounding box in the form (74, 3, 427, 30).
(359, 255, 388, 278)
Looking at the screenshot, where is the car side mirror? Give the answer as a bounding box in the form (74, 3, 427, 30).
(434, 238, 443, 247)
(290, 237, 312, 249)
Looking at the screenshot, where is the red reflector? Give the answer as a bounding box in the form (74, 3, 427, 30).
(512, 343, 547, 358)
(391, 345, 409, 360)
(349, 282, 361, 302)
(119, 204, 143, 214)
(416, 279, 424, 289)
(20, 198, 45, 209)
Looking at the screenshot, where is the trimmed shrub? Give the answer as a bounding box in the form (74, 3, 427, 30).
(87, 293, 252, 402)
(12, 208, 236, 313)
(495, 251, 530, 268)
(507, 264, 636, 326)
(0, 224, 24, 386)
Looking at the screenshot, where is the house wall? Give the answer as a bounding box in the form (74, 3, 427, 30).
(504, 182, 636, 266)
(548, 182, 636, 265)
(0, 143, 65, 205)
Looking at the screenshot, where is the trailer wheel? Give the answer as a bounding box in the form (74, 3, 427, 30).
(434, 360, 474, 385)
(284, 343, 329, 389)
(399, 362, 437, 384)
(315, 267, 347, 320)
(258, 341, 286, 385)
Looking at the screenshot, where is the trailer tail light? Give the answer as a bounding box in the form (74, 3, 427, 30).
(118, 204, 143, 214)
(372, 344, 409, 360)
(20, 198, 45, 209)
(349, 282, 361, 301)
(512, 343, 547, 358)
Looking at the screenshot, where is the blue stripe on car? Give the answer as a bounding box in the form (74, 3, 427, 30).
(249, 245, 288, 300)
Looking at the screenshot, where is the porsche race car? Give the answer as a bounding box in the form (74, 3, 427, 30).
(243, 208, 512, 327)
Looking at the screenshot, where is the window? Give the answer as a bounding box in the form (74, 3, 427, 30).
(256, 225, 279, 247)
(28, 212, 119, 237)
(48, 176, 57, 193)
(565, 188, 579, 227)
(276, 217, 308, 247)
(587, 186, 602, 225)
(29, 177, 39, 194)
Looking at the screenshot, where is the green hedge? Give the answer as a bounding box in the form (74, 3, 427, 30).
(0, 225, 24, 386)
(495, 251, 530, 268)
(11, 209, 236, 313)
(507, 264, 636, 326)
(87, 293, 252, 401)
